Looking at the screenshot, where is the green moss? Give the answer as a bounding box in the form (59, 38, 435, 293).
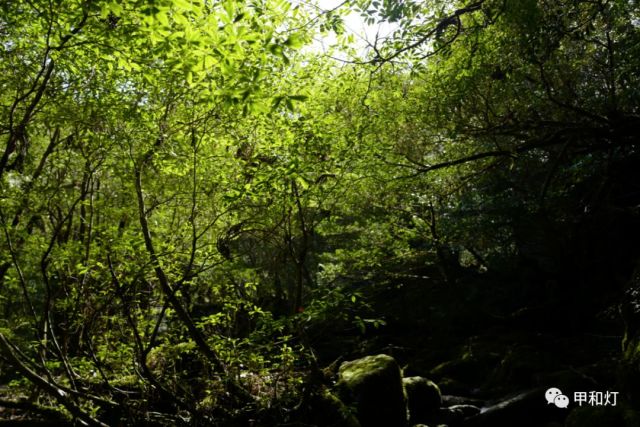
(337, 354, 407, 427)
(339, 354, 398, 387)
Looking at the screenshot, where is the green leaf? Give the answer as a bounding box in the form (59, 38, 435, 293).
(283, 34, 304, 49)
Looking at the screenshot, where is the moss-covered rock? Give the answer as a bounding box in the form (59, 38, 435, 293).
(337, 354, 407, 427)
(306, 388, 362, 427)
(403, 376, 442, 424)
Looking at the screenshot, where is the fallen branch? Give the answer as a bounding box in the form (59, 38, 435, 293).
(0, 333, 109, 427)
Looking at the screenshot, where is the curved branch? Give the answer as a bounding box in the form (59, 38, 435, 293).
(0, 333, 108, 427)
(373, 0, 486, 64)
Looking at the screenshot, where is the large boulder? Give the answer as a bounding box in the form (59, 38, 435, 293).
(403, 376, 442, 423)
(337, 354, 407, 427)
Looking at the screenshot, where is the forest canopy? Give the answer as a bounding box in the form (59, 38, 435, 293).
(0, 0, 639, 426)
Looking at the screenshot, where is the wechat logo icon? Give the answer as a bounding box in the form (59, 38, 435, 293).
(545, 387, 570, 408)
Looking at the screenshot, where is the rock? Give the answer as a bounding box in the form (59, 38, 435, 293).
(337, 354, 407, 427)
(437, 407, 466, 425)
(441, 395, 484, 407)
(429, 346, 501, 388)
(307, 387, 362, 427)
(404, 376, 442, 424)
(426, 406, 477, 426)
(447, 405, 480, 417)
(484, 344, 556, 393)
(436, 377, 474, 396)
(462, 388, 564, 427)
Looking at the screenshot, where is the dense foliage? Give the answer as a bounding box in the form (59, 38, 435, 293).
(0, 0, 638, 425)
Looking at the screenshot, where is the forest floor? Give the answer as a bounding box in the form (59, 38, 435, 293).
(308, 264, 626, 426)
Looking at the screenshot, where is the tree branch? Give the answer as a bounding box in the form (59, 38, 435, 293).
(0, 333, 109, 427)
